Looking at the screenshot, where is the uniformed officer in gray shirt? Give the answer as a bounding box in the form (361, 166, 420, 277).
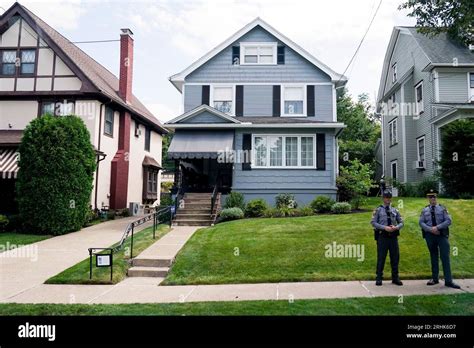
(371, 190, 404, 286)
(419, 190, 460, 289)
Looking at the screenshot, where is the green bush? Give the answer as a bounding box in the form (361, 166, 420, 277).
(331, 202, 352, 214)
(275, 193, 298, 209)
(219, 207, 244, 222)
(107, 210, 116, 220)
(293, 206, 314, 217)
(245, 199, 268, 218)
(5, 214, 22, 232)
(416, 176, 440, 197)
(336, 159, 375, 209)
(161, 181, 173, 193)
(310, 196, 335, 213)
(0, 215, 9, 233)
(16, 115, 96, 235)
(264, 206, 314, 218)
(224, 191, 246, 210)
(160, 194, 173, 207)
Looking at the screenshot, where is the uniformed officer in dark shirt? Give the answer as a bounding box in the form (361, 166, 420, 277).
(419, 190, 461, 289)
(371, 190, 404, 286)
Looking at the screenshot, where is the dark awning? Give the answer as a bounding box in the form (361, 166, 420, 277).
(143, 155, 162, 169)
(168, 131, 234, 159)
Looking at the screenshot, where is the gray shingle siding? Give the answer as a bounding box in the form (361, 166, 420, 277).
(243, 85, 273, 116)
(314, 84, 333, 121)
(186, 26, 331, 83)
(184, 85, 202, 112)
(438, 72, 469, 103)
(181, 110, 229, 124)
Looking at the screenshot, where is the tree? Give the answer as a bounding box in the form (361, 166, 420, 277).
(16, 115, 96, 235)
(161, 133, 175, 171)
(439, 119, 474, 198)
(337, 89, 380, 174)
(399, 0, 474, 46)
(336, 159, 375, 209)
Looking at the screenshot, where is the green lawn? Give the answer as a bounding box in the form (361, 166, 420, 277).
(0, 233, 51, 251)
(46, 224, 170, 284)
(0, 293, 472, 316)
(164, 197, 474, 285)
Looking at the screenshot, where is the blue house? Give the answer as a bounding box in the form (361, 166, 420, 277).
(166, 18, 347, 222)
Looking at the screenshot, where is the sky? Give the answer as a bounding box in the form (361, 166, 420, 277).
(0, 0, 416, 123)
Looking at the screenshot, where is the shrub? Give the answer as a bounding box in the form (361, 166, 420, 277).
(219, 207, 244, 222)
(0, 215, 8, 233)
(336, 159, 375, 209)
(275, 193, 298, 209)
(310, 196, 335, 213)
(331, 202, 352, 214)
(160, 194, 173, 207)
(6, 214, 22, 232)
(294, 206, 314, 217)
(16, 115, 96, 235)
(161, 181, 173, 193)
(245, 199, 268, 218)
(224, 191, 245, 210)
(416, 176, 440, 197)
(107, 210, 116, 220)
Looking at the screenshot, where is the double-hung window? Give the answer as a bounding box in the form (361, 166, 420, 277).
(252, 135, 315, 168)
(1, 50, 17, 75)
(388, 118, 398, 146)
(282, 85, 305, 116)
(469, 72, 474, 101)
(417, 136, 425, 164)
(415, 81, 424, 114)
(104, 107, 114, 136)
(20, 49, 36, 75)
(391, 160, 398, 180)
(392, 63, 397, 83)
(41, 100, 75, 116)
(240, 43, 277, 65)
(213, 86, 233, 114)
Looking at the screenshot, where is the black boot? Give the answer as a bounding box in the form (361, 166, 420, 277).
(445, 282, 461, 289)
(427, 279, 439, 286)
(392, 279, 403, 286)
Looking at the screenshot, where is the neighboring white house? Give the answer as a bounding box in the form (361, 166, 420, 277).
(0, 3, 167, 214)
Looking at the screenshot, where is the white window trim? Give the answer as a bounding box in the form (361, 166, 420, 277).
(210, 84, 235, 116)
(281, 84, 307, 117)
(390, 160, 398, 180)
(240, 42, 277, 65)
(417, 136, 425, 162)
(392, 63, 397, 83)
(388, 118, 398, 146)
(251, 134, 316, 169)
(415, 81, 424, 114)
(468, 72, 474, 101)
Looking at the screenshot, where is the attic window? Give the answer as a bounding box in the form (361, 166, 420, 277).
(20, 50, 36, 75)
(240, 43, 277, 65)
(1, 51, 16, 75)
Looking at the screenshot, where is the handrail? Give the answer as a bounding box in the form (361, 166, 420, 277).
(210, 183, 220, 225)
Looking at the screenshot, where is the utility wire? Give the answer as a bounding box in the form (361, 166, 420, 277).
(72, 39, 120, 44)
(336, 0, 383, 86)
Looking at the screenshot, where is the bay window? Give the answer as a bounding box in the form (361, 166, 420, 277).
(240, 43, 277, 65)
(282, 85, 305, 116)
(213, 86, 233, 114)
(252, 135, 316, 168)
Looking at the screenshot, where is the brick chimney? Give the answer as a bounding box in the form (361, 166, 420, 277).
(119, 28, 134, 103)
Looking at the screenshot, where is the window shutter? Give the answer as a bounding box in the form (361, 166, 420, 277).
(236, 85, 244, 116)
(316, 133, 326, 170)
(272, 85, 281, 117)
(202, 85, 210, 105)
(242, 133, 252, 171)
(277, 46, 285, 64)
(232, 46, 240, 65)
(307, 85, 315, 117)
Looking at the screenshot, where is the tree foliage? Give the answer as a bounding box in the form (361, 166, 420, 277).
(336, 159, 375, 209)
(161, 133, 175, 171)
(439, 119, 474, 198)
(399, 0, 474, 46)
(16, 115, 96, 235)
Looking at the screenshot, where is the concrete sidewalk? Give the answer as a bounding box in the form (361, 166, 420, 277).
(3, 278, 473, 304)
(0, 216, 153, 301)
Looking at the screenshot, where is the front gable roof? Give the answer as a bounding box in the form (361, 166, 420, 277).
(166, 105, 243, 125)
(169, 18, 347, 92)
(0, 3, 167, 134)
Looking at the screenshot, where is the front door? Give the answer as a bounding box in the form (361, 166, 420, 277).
(179, 159, 232, 193)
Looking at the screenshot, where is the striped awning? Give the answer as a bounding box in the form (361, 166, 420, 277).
(0, 148, 19, 179)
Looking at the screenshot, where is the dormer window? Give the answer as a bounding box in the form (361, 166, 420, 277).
(240, 43, 277, 65)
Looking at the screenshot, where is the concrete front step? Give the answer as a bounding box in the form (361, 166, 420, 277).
(175, 213, 211, 219)
(127, 266, 169, 277)
(173, 220, 212, 226)
(178, 209, 211, 214)
(183, 199, 212, 204)
(132, 258, 173, 268)
(176, 215, 211, 221)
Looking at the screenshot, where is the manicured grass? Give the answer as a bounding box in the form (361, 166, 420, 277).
(164, 198, 474, 285)
(46, 224, 170, 285)
(0, 293, 472, 316)
(0, 233, 51, 251)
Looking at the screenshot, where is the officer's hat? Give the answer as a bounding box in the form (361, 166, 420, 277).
(382, 190, 392, 198)
(426, 189, 438, 198)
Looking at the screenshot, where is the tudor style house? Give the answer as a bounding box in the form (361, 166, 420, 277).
(0, 3, 167, 215)
(377, 27, 474, 185)
(166, 18, 347, 224)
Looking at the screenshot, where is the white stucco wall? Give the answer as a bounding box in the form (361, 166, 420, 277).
(0, 101, 37, 129)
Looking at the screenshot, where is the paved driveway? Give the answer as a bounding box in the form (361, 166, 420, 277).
(0, 217, 151, 301)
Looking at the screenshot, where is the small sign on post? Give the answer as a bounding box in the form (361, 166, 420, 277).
(96, 254, 112, 267)
(89, 248, 114, 282)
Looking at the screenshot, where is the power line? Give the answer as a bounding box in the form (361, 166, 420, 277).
(72, 39, 120, 44)
(336, 0, 383, 86)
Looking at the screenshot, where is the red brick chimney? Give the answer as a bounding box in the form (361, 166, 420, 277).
(119, 28, 134, 103)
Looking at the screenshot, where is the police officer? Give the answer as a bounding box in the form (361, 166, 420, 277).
(371, 190, 404, 286)
(419, 190, 461, 289)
